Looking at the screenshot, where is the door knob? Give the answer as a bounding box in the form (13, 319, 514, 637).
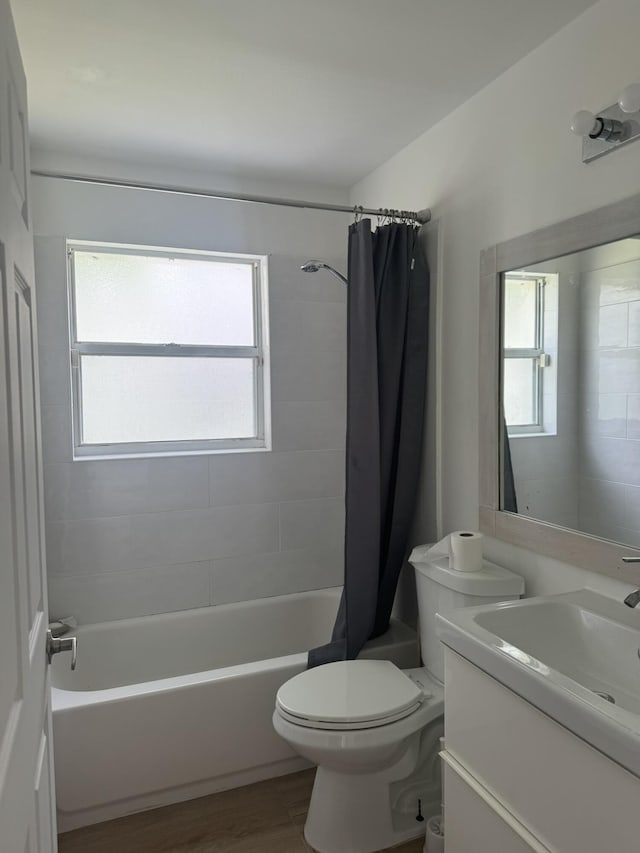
(46, 629, 77, 670)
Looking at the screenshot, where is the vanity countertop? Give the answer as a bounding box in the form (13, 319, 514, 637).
(437, 589, 640, 778)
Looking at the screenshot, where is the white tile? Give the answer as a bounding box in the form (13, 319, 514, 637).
(578, 478, 630, 530)
(582, 394, 627, 438)
(46, 502, 280, 575)
(208, 450, 344, 506)
(271, 346, 346, 402)
(598, 348, 640, 395)
(48, 562, 211, 624)
(280, 498, 345, 551)
(44, 457, 210, 521)
(598, 303, 628, 348)
(557, 385, 578, 427)
(624, 485, 640, 536)
(270, 299, 346, 356)
(578, 345, 599, 392)
(514, 477, 578, 527)
(41, 404, 73, 463)
(272, 401, 345, 451)
(210, 546, 343, 605)
(628, 300, 640, 347)
(34, 237, 69, 351)
(578, 275, 601, 344)
(594, 260, 640, 306)
(508, 436, 577, 483)
(581, 435, 640, 487)
(628, 395, 640, 440)
(38, 343, 72, 406)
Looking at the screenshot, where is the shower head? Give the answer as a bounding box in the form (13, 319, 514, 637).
(300, 259, 348, 285)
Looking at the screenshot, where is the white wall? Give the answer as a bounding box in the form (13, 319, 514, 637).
(350, 0, 640, 598)
(33, 164, 350, 623)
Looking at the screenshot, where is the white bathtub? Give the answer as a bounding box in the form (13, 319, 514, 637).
(51, 587, 418, 831)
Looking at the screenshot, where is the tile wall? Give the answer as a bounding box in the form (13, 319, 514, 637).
(34, 176, 349, 623)
(578, 255, 640, 547)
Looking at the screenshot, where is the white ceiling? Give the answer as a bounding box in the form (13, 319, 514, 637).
(11, 0, 597, 187)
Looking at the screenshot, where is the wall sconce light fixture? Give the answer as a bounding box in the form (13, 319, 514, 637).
(571, 83, 640, 162)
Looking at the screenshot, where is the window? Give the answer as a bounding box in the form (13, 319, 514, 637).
(502, 274, 556, 436)
(67, 242, 270, 458)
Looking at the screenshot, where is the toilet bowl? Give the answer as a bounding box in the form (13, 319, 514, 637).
(273, 660, 443, 853)
(273, 546, 524, 853)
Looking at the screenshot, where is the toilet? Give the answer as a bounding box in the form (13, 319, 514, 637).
(272, 544, 524, 853)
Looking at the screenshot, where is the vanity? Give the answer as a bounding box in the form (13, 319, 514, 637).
(440, 191, 640, 851)
(438, 591, 640, 852)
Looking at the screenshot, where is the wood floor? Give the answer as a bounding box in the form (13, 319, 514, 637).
(58, 769, 426, 853)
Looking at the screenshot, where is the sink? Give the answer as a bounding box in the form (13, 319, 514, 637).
(473, 596, 640, 714)
(436, 589, 640, 778)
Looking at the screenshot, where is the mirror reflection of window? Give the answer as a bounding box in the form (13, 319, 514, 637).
(503, 274, 558, 436)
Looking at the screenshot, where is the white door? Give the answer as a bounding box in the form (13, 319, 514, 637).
(0, 1, 57, 851)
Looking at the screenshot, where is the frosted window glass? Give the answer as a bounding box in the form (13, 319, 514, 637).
(80, 356, 256, 444)
(74, 252, 255, 346)
(504, 278, 537, 349)
(504, 359, 536, 426)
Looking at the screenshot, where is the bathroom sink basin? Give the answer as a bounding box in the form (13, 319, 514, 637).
(436, 589, 640, 778)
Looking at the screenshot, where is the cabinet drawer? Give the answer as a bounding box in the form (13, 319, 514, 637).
(443, 752, 548, 853)
(444, 649, 640, 853)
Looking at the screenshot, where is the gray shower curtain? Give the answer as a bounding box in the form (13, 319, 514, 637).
(308, 219, 429, 667)
(503, 419, 518, 513)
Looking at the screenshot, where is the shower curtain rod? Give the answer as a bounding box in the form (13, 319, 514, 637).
(30, 169, 432, 224)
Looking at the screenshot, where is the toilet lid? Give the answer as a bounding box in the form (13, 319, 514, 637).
(276, 660, 423, 726)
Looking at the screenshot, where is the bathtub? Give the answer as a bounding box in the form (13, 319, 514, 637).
(51, 587, 418, 831)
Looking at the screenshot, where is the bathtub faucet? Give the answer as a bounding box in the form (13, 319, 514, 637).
(48, 616, 77, 638)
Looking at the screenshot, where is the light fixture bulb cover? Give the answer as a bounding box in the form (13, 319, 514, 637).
(619, 83, 640, 114)
(571, 110, 598, 137)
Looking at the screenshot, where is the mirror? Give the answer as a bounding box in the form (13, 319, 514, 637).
(501, 236, 640, 549)
(479, 192, 640, 578)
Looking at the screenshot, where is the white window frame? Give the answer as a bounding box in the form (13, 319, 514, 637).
(503, 274, 548, 435)
(67, 240, 271, 460)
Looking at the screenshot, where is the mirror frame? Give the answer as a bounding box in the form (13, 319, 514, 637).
(479, 191, 640, 585)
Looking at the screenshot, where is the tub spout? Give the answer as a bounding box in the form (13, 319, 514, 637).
(49, 616, 77, 638)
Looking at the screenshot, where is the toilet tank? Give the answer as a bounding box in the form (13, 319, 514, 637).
(409, 544, 524, 684)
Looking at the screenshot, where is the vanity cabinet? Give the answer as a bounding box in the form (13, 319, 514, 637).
(442, 649, 640, 853)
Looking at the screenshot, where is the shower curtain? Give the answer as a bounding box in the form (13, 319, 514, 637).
(503, 419, 518, 513)
(308, 219, 429, 667)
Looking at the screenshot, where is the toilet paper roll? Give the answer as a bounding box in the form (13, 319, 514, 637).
(425, 531, 484, 573)
(424, 815, 444, 853)
(449, 530, 483, 573)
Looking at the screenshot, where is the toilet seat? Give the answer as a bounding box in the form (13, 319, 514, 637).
(275, 660, 430, 731)
(276, 701, 423, 730)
